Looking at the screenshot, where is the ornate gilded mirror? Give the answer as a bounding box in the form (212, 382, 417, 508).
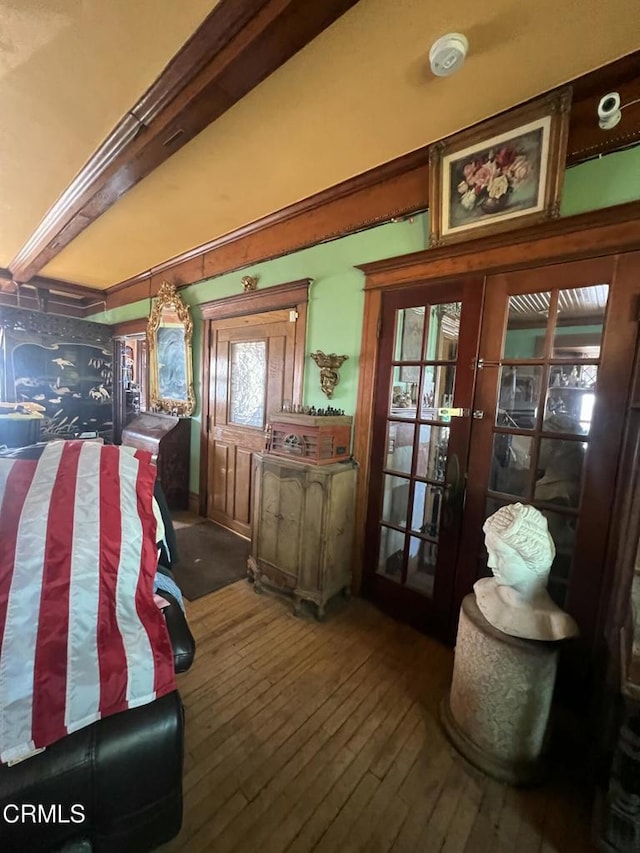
(147, 281, 195, 415)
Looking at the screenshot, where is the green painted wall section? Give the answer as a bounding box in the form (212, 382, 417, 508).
(88, 145, 640, 493)
(560, 147, 640, 217)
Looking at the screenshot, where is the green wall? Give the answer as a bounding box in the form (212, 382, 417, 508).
(89, 145, 640, 493)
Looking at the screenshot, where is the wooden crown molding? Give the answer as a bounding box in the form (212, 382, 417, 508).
(111, 318, 148, 338)
(358, 199, 640, 286)
(200, 278, 311, 320)
(99, 51, 640, 315)
(8, 0, 360, 284)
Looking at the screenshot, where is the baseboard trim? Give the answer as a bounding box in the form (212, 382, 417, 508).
(188, 492, 200, 516)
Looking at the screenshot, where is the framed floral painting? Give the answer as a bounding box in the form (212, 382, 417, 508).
(428, 87, 572, 247)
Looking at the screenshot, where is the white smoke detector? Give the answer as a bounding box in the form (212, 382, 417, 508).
(429, 33, 469, 77)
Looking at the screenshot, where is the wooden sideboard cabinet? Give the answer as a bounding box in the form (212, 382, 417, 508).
(249, 452, 357, 618)
(121, 412, 191, 509)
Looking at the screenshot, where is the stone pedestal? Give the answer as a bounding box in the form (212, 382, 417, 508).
(441, 594, 559, 785)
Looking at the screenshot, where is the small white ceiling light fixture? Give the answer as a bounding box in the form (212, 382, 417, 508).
(429, 33, 469, 77)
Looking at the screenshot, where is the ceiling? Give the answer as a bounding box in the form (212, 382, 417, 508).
(1, 0, 639, 290)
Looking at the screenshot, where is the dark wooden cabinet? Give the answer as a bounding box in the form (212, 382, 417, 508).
(122, 412, 191, 509)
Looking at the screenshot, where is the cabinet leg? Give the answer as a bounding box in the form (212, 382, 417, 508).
(293, 595, 303, 617)
(316, 603, 326, 621)
(247, 556, 257, 584)
(254, 574, 264, 595)
(342, 585, 351, 599)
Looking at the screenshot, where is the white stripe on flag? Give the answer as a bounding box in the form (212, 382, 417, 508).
(0, 459, 16, 511)
(65, 443, 102, 732)
(0, 443, 63, 761)
(115, 450, 156, 706)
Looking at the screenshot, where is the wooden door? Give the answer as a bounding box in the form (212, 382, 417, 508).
(207, 309, 297, 536)
(363, 277, 484, 641)
(458, 254, 639, 648)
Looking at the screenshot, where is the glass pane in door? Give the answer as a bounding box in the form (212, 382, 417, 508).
(386, 422, 415, 473)
(416, 425, 449, 481)
(406, 537, 437, 595)
(504, 292, 550, 358)
(229, 340, 266, 427)
(381, 474, 410, 527)
(378, 525, 406, 581)
(552, 285, 608, 357)
(420, 365, 456, 414)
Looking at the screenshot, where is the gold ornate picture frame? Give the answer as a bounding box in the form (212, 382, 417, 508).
(429, 87, 572, 247)
(147, 281, 196, 416)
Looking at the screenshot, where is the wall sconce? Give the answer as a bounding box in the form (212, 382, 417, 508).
(309, 350, 349, 399)
(241, 275, 258, 292)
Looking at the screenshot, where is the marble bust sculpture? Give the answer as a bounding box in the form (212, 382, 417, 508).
(474, 503, 579, 641)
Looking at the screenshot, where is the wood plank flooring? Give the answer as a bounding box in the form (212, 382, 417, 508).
(161, 581, 595, 853)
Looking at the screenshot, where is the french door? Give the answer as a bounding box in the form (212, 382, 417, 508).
(365, 255, 638, 645)
(363, 278, 483, 640)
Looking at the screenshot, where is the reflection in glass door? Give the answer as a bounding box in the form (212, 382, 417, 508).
(485, 284, 608, 606)
(365, 279, 483, 638)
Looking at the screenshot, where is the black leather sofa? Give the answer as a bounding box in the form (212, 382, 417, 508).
(0, 443, 195, 852)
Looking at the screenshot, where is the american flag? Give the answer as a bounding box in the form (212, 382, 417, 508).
(0, 441, 177, 764)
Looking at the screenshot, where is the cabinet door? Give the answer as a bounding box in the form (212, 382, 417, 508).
(321, 470, 356, 595)
(259, 465, 304, 578)
(297, 477, 326, 592)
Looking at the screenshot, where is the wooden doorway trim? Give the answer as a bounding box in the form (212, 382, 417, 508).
(198, 278, 311, 516)
(352, 201, 640, 597)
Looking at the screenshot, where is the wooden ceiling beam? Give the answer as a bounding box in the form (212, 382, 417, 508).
(8, 0, 360, 285)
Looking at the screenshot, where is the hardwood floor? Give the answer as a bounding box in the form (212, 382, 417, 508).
(162, 581, 595, 852)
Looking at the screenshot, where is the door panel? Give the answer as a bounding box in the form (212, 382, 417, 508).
(208, 309, 296, 536)
(459, 255, 638, 646)
(364, 277, 484, 640)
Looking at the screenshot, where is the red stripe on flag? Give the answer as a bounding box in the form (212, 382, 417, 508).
(32, 443, 81, 747)
(97, 447, 128, 716)
(134, 459, 176, 699)
(133, 450, 153, 466)
(0, 461, 38, 657)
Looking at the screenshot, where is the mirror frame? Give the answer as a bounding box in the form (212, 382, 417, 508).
(147, 281, 195, 416)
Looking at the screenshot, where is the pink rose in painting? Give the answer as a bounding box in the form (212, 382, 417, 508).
(468, 159, 498, 190)
(507, 155, 531, 187)
(463, 161, 480, 183)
